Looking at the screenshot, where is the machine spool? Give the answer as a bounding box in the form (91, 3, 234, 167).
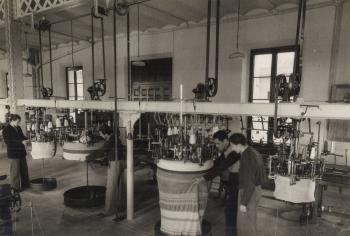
(62, 141, 104, 161)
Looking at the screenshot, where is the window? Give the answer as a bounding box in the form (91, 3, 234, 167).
(248, 46, 297, 144)
(67, 67, 84, 100)
(66, 67, 84, 122)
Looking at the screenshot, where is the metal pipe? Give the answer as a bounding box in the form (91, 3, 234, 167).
(100, 17, 106, 80)
(214, 0, 220, 82)
(91, 13, 95, 88)
(205, 0, 212, 85)
(48, 27, 53, 89)
(127, 11, 131, 100)
(38, 28, 44, 91)
(70, 20, 75, 67)
(126, 121, 134, 220)
(113, 0, 119, 162)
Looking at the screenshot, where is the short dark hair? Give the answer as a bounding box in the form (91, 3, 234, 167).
(229, 133, 247, 145)
(99, 124, 113, 135)
(213, 130, 228, 141)
(9, 114, 21, 122)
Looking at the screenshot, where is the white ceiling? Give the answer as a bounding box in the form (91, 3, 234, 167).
(0, 0, 337, 52)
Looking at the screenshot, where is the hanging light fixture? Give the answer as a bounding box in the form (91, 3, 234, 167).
(229, 0, 245, 59)
(23, 32, 32, 77)
(132, 4, 146, 67)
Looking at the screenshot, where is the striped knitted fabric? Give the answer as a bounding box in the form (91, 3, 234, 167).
(157, 167, 209, 236)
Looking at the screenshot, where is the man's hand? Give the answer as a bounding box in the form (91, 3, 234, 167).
(22, 140, 29, 145)
(239, 204, 247, 213)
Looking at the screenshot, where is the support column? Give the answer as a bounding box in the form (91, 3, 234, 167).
(328, 0, 345, 101)
(4, 0, 24, 113)
(120, 111, 140, 220)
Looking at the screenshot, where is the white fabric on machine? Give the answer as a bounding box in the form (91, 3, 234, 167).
(274, 175, 315, 203)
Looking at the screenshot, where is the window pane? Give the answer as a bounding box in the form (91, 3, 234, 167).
(253, 77, 271, 100)
(254, 54, 272, 77)
(252, 116, 268, 122)
(277, 52, 295, 75)
(68, 84, 75, 96)
(76, 69, 83, 83)
(251, 130, 268, 143)
(252, 121, 268, 130)
(77, 96, 84, 101)
(77, 84, 84, 97)
(69, 96, 75, 100)
(68, 70, 75, 83)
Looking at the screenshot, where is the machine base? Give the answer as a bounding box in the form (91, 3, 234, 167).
(64, 186, 106, 208)
(30, 178, 57, 191)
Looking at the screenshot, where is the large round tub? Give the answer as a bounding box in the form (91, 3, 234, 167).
(274, 175, 315, 203)
(63, 141, 104, 162)
(31, 141, 56, 160)
(157, 159, 213, 236)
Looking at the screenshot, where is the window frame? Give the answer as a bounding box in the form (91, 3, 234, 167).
(66, 66, 84, 100)
(247, 45, 298, 144)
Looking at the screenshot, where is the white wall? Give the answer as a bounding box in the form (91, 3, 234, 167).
(335, 0, 350, 84)
(39, 6, 336, 104)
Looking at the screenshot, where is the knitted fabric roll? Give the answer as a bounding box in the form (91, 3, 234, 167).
(157, 161, 211, 236)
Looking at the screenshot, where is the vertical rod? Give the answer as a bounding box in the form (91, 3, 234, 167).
(113, 0, 119, 162)
(127, 11, 131, 100)
(39, 28, 44, 89)
(91, 13, 95, 89)
(48, 27, 53, 89)
(236, 0, 241, 50)
(127, 120, 134, 220)
(137, 4, 140, 57)
(86, 161, 89, 186)
(205, 0, 212, 85)
(70, 20, 75, 67)
(100, 17, 106, 81)
(214, 0, 220, 82)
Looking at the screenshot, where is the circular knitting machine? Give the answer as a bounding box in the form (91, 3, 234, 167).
(63, 139, 106, 208)
(155, 159, 213, 236)
(30, 141, 58, 191)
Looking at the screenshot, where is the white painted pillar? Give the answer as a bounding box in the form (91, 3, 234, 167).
(120, 112, 140, 220)
(4, 0, 24, 114)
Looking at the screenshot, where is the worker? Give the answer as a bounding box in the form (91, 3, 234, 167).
(229, 133, 266, 236)
(196, 130, 240, 236)
(2, 114, 30, 191)
(86, 124, 126, 222)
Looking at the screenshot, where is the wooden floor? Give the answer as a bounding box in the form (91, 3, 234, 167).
(1, 146, 350, 236)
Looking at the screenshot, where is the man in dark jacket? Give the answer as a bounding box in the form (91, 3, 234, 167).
(86, 125, 126, 221)
(2, 114, 30, 191)
(197, 130, 240, 236)
(230, 133, 266, 236)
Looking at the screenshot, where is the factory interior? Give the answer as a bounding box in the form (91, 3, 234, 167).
(0, 0, 350, 235)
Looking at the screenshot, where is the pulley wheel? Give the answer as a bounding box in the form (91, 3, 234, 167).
(64, 186, 106, 208)
(30, 178, 57, 191)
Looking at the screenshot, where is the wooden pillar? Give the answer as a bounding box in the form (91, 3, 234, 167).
(120, 111, 140, 220)
(4, 0, 24, 114)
